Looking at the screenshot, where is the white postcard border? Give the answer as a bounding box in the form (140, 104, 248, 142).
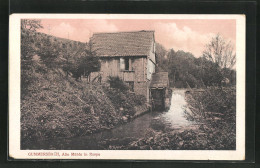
(9, 14, 245, 160)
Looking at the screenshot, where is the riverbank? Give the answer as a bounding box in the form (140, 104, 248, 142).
(21, 62, 148, 149)
(22, 79, 235, 150)
(117, 88, 236, 150)
(185, 87, 236, 149)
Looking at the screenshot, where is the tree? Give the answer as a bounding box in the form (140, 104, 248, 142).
(68, 55, 101, 81)
(68, 42, 101, 81)
(155, 42, 168, 72)
(37, 36, 60, 68)
(21, 19, 43, 61)
(203, 34, 236, 69)
(107, 76, 129, 92)
(21, 31, 35, 61)
(21, 19, 43, 32)
(82, 41, 101, 79)
(60, 40, 87, 77)
(21, 19, 43, 96)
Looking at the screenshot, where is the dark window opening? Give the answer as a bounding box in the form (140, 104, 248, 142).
(120, 57, 132, 71)
(125, 58, 129, 70)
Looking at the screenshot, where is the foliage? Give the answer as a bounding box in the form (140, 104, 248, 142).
(21, 30, 36, 61)
(64, 55, 101, 81)
(131, 94, 147, 106)
(62, 42, 101, 81)
(21, 20, 44, 95)
(104, 88, 135, 117)
(21, 19, 43, 62)
(23, 29, 86, 65)
(155, 42, 236, 88)
(221, 68, 236, 86)
(185, 87, 236, 149)
(21, 24, 88, 82)
(79, 55, 101, 78)
(37, 36, 60, 68)
(81, 42, 101, 78)
(107, 76, 129, 92)
(21, 19, 43, 32)
(21, 63, 147, 149)
(155, 42, 168, 72)
(186, 87, 236, 125)
(104, 76, 146, 117)
(194, 57, 224, 87)
(203, 34, 236, 69)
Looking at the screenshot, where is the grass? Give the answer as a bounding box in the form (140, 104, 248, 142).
(118, 87, 236, 150)
(184, 87, 236, 149)
(21, 60, 147, 149)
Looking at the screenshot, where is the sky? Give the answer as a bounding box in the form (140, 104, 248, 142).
(38, 19, 236, 57)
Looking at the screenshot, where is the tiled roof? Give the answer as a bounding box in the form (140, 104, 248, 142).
(91, 30, 154, 57)
(150, 72, 169, 88)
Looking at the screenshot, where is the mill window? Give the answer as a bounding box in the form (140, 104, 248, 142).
(120, 58, 131, 71)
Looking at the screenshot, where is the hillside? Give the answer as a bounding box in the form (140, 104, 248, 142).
(21, 30, 147, 149)
(22, 30, 86, 60)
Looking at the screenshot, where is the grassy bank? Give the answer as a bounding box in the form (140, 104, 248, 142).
(21, 61, 147, 149)
(184, 87, 236, 149)
(118, 87, 236, 150)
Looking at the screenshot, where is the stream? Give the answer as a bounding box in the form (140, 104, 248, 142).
(38, 89, 199, 150)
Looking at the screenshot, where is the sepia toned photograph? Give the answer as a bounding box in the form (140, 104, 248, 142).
(9, 14, 245, 160)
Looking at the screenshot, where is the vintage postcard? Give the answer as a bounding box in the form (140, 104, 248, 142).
(9, 14, 245, 160)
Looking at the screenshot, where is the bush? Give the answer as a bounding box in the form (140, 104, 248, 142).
(107, 76, 129, 92)
(104, 87, 136, 116)
(185, 87, 236, 149)
(187, 87, 236, 124)
(129, 93, 146, 106)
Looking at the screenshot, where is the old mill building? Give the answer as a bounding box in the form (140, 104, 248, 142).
(90, 30, 170, 110)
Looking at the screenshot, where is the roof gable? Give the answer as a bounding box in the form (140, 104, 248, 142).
(91, 30, 155, 57)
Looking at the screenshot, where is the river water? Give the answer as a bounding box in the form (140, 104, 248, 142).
(42, 89, 198, 150)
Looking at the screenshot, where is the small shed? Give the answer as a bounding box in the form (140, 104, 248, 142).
(149, 72, 170, 111)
